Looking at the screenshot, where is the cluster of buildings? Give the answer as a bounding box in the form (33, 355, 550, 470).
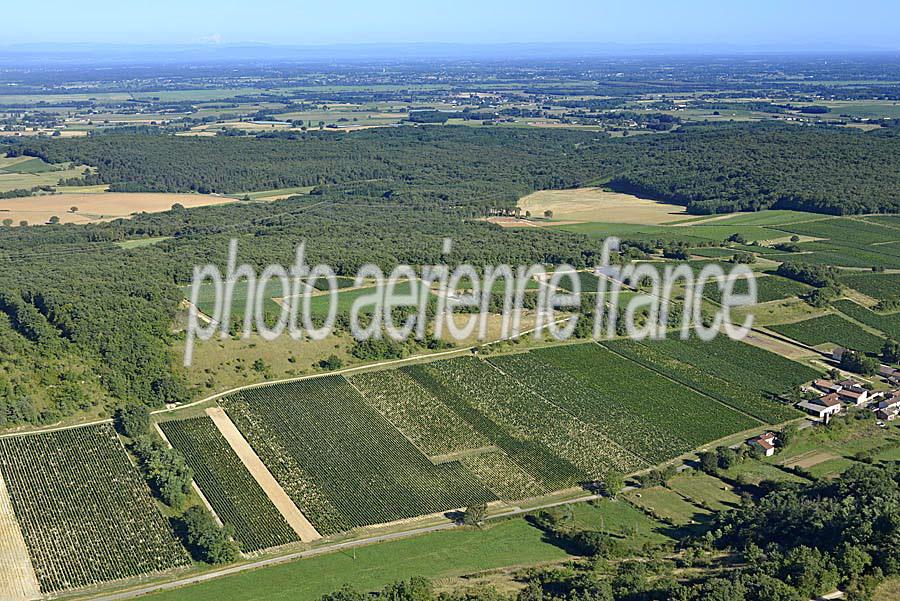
(797, 376, 900, 423)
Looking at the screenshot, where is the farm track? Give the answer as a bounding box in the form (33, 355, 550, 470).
(0, 317, 573, 442)
(0, 474, 40, 601)
(205, 408, 322, 542)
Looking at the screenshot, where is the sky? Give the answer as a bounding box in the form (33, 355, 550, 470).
(3, 0, 899, 50)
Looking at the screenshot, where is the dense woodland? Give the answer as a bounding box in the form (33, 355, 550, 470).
(1, 121, 899, 426)
(6, 122, 900, 214)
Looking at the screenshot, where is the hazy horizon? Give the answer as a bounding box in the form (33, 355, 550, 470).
(3, 0, 899, 52)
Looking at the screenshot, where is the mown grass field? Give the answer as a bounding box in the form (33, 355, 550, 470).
(144, 516, 572, 601)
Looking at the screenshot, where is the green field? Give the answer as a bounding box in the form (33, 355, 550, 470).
(622, 486, 710, 526)
(832, 299, 900, 339)
(144, 517, 571, 601)
(668, 471, 740, 511)
(840, 273, 900, 302)
(221, 376, 496, 534)
(703, 274, 810, 304)
(768, 313, 887, 353)
(603, 336, 810, 424)
(521, 344, 759, 457)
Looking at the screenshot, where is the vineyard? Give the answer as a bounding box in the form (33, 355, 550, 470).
(768, 314, 886, 353)
(528, 344, 759, 456)
(403, 363, 585, 491)
(159, 417, 300, 553)
(703, 275, 810, 305)
(485, 351, 678, 463)
(602, 337, 809, 424)
(220, 376, 496, 534)
(199, 337, 816, 535)
(840, 273, 900, 302)
(0, 424, 189, 594)
(770, 219, 900, 270)
(349, 370, 488, 457)
(833, 300, 900, 340)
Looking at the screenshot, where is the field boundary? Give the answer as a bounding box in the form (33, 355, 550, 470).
(153, 424, 224, 528)
(0, 473, 41, 601)
(205, 408, 322, 542)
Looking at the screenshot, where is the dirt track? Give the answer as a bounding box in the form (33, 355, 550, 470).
(0, 474, 40, 601)
(205, 407, 322, 542)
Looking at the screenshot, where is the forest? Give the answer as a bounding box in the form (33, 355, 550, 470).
(5, 122, 900, 214)
(1, 121, 899, 426)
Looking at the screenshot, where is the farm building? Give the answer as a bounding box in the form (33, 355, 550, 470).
(838, 379, 866, 393)
(838, 388, 868, 406)
(875, 393, 900, 411)
(878, 365, 900, 383)
(813, 379, 843, 394)
(748, 432, 777, 457)
(876, 407, 898, 422)
(797, 393, 842, 419)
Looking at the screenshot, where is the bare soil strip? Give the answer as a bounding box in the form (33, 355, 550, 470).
(782, 451, 838, 469)
(740, 330, 818, 360)
(0, 474, 41, 601)
(205, 407, 322, 541)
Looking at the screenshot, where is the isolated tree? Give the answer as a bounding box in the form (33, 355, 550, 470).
(1, 218, 12, 227)
(601, 471, 625, 498)
(698, 451, 718, 474)
(882, 339, 900, 363)
(69, 206, 78, 213)
(543, 209, 554, 219)
(462, 503, 487, 526)
(48, 216, 60, 224)
(780, 423, 799, 448)
(18, 220, 27, 227)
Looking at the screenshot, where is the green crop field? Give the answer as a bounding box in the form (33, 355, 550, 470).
(142, 516, 572, 601)
(0, 424, 189, 594)
(768, 313, 887, 353)
(521, 344, 759, 458)
(703, 274, 810, 304)
(767, 218, 900, 269)
(554, 270, 603, 293)
(184, 335, 827, 541)
(159, 417, 300, 553)
(221, 376, 495, 534)
(840, 273, 900, 302)
(421, 357, 644, 476)
(602, 337, 810, 424)
(402, 362, 584, 493)
(486, 350, 679, 464)
(832, 299, 900, 340)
